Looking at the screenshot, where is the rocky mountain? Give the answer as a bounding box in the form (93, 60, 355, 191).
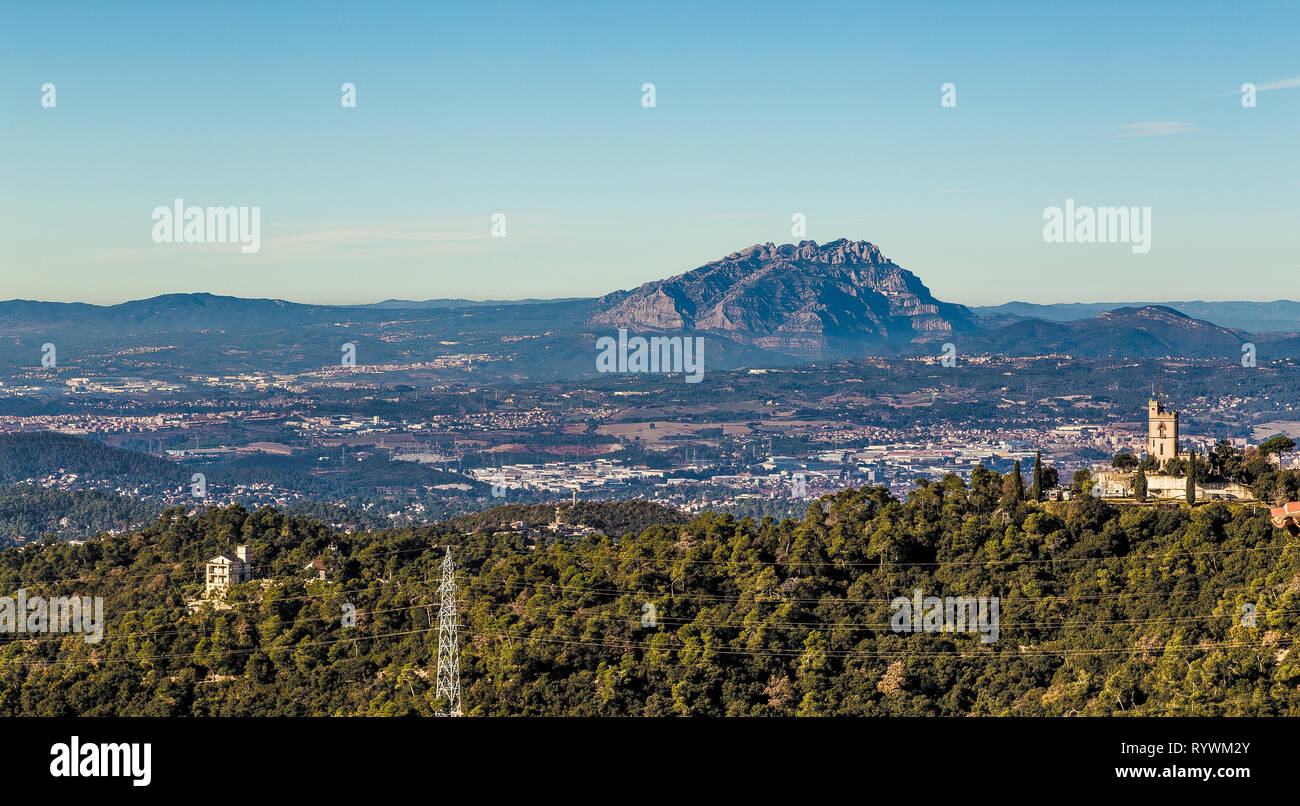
(589, 239, 979, 357)
(966, 305, 1251, 358)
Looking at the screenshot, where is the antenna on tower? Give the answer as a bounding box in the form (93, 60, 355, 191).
(434, 547, 462, 716)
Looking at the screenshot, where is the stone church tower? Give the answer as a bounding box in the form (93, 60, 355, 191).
(1147, 395, 1179, 465)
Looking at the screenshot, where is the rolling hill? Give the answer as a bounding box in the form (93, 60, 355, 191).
(965, 305, 1251, 358)
(972, 300, 1300, 334)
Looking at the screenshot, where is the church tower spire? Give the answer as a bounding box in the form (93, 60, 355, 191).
(1147, 389, 1178, 466)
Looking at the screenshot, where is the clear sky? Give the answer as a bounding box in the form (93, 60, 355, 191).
(2, 1, 1298, 306)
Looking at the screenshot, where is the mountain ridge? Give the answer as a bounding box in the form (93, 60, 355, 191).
(966, 304, 1251, 358)
(590, 238, 979, 357)
(972, 299, 1300, 333)
(2, 240, 1296, 369)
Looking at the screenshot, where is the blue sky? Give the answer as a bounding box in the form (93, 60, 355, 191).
(2, 1, 1298, 306)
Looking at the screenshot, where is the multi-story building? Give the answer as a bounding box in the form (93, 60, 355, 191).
(205, 545, 253, 597)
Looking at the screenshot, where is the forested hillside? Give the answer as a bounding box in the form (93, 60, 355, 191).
(0, 485, 161, 545)
(1, 469, 1297, 716)
(0, 432, 188, 485)
(431, 500, 690, 537)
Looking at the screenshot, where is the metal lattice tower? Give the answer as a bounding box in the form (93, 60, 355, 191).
(434, 547, 462, 716)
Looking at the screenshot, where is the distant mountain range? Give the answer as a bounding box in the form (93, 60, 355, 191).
(971, 300, 1300, 334)
(3, 240, 1296, 374)
(591, 239, 978, 357)
(365, 297, 587, 309)
(966, 305, 1252, 358)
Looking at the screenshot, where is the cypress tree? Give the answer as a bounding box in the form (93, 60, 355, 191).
(1012, 460, 1024, 501)
(1031, 451, 1044, 502)
(1134, 465, 1147, 503)
(1185, 451, 1197, 505)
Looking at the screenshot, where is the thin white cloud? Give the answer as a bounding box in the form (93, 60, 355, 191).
(1218, 76, 1300, 97)
(1114, 121, 1193, 137)
(1258, 76, 1300, 91)
(82, 218, 548, 264)
(259, 223, 549, 260)
(270, 227, 489, 247)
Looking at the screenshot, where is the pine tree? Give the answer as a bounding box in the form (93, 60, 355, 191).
(1134, 465, 1147, 503)
(1031, 451, 1044, 502)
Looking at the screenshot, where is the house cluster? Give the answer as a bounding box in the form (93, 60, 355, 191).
(489, 505, 599, 545)
(1092, 394, 1255, 502)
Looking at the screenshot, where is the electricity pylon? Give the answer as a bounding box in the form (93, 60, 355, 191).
(434, 547, 462, 716)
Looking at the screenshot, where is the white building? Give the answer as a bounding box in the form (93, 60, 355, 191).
(205, 545, 253, 597)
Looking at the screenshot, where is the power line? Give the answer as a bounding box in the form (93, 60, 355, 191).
(0, 543, 440, 588)
(0, 619, 1285, 671)
(460, 628, 1295, 661)
(473, 577, 1286, 606)
(6, 595, 1286, 648)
